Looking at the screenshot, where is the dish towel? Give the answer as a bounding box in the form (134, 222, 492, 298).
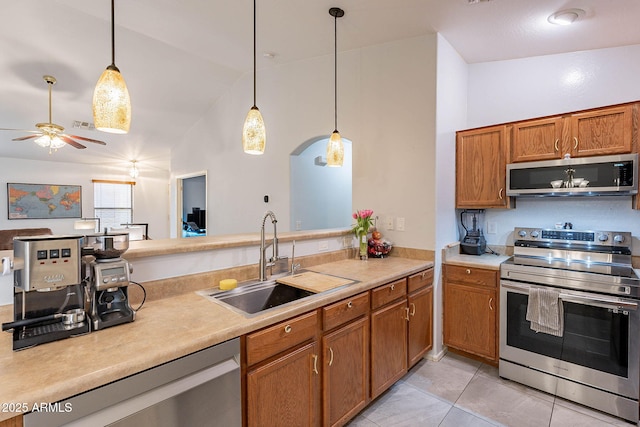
(526, 287, 564, 337)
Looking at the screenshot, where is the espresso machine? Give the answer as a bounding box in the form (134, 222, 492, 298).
(83, 233, 135, 330)
(1, 235, 90, 350)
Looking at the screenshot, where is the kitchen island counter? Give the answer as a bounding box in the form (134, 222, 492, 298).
(0, 256, 432, 422)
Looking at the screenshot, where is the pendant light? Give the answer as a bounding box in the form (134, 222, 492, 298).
(242, 0, 266, 155)
(93, 0, 131, 134)
(327, 7, 345, 167)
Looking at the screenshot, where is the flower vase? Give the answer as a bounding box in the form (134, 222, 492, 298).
(357, 232, 368, 260)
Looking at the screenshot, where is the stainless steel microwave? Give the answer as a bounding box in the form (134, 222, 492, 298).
(506, 153, 638, 197)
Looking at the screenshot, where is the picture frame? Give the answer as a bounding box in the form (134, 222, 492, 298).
(7, 183, 82, 219)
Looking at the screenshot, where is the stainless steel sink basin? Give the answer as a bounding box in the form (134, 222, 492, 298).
(199, 279, 316, 316)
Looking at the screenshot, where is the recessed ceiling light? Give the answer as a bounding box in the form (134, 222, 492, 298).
(548, 8, 585, 25)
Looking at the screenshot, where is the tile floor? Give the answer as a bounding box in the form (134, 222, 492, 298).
(347, 352, 636, 427)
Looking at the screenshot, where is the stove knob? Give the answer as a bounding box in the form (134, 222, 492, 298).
(530, 230, 539, 238)
(518, 230, 527, 238)
(598, 233, 609, 242)
(614, 234, 625, 244)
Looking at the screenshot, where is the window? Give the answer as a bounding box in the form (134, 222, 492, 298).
(93, 180, 135, 232)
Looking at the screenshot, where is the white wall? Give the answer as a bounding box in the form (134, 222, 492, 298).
(0, 157, 170, 238)
(172, 35, 439, 250)
(466, 44, 640, 252)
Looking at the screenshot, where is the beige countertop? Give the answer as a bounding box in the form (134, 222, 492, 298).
(0, 256, 432, 422)
(442, 241, 511, 270)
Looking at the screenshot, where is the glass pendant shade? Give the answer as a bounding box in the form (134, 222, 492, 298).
(326, 130, 344, 167)
(242, 106, 266, 155)
(35, 135, 65, 150)
(93, 65, 131, 134)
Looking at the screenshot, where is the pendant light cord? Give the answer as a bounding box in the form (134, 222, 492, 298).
(253, 0, 257, 108)
(333, 13, 338, 132)
(111, 0, 116, 67)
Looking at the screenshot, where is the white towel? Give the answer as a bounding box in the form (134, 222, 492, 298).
(526, 287, 564, 337)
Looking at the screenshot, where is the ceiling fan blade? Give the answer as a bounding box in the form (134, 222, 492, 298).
(65, 134, 107, 145)
(12, 134, 41, 141)
(0, 128, 41, 134)
(59, 135, 87, 149)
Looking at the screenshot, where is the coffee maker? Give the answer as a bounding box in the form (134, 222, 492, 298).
(83, 233, 135, 330)
(460, 209, 487, 256)
(2, 235, 90, 350)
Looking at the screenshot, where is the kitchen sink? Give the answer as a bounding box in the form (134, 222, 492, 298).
(199, 279, 316, 316)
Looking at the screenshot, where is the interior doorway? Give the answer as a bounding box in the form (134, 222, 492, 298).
(176, 171, 207, 238)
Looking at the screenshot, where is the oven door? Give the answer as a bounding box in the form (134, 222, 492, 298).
(500, 280, 640, 400)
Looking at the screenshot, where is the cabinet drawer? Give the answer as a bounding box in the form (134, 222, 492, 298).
(371, 279, 407, 310)
(408, 268, 433, 293)
(322, 291, 369, 331)
(445, 264, 496, 288)
(246, 310, 318, 366)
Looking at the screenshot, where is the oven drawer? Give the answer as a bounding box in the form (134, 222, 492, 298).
(445, 264, 497, 288)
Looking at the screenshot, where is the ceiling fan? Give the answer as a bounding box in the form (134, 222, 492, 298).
(0, 75, 107, 153)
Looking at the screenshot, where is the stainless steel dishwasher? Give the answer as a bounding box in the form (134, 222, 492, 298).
(24, 338, 241, 427)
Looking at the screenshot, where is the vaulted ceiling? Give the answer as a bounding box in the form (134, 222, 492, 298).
(1, 0, 639, 172)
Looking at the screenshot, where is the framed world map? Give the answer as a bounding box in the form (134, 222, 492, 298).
(7, 183, 82, 219)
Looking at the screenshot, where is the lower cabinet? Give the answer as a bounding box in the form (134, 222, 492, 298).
(407, 285, 433, 367)
(0, 415, 22, 427)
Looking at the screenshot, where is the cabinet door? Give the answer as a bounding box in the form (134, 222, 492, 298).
(322, 316, 369, 427)
(569, 105, 634, 157)
(456, 125, 511, 208)
(407, 286, 433, 367)
(444, 282, 496, 361)
(370, 299, 408, 399)
(247, 342, 320, 427)
(511, 117, 564, 162)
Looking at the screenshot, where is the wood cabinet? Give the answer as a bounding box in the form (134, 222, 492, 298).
(370, 279, 408, 399)
(0, 416, 22, 427)
(456, 125, 511, 208)
(321, 292, 369, 427)
(407, 269, 433, 367)
(245, 311, 320, 427)
(443, 264, 498, 363)
(511, 104, 637, 162)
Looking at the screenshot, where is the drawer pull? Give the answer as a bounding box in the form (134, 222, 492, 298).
(465, 269, 471, 275)
(390, 283, 395, 291)
(554, 139, 559, 152)
(421, 271, 426, 279)
(347, 301, 353, 309)
(404, 307, 410, 321)
(573, 137, 578, 149)
(284, 325, 292, 333)
(328, 347, 334, 367)
(410, 303, 416, 316)
(499, 188, 504, 200)
(312, 354, 319, 374)
(489, 297, 494, 311)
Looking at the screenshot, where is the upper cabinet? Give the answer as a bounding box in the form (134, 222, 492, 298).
(511, 104, 637, 162)
(456, 125, 512, 209)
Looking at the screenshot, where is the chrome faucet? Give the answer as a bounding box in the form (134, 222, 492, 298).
(259, 211, 279, 281)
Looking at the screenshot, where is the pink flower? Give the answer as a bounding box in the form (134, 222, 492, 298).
(352, 212, 358, 219)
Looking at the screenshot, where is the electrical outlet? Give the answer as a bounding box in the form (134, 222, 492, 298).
(386, 216, 394, 230)
(396, 217, 405, 231)
(342, 236, 352, 248)
(295, 220, 302, 231)
(487, 221, 497, 234)
(318, 240, 329, 252)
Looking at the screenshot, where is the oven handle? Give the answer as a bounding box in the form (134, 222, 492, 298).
(501, 281, 638, 311)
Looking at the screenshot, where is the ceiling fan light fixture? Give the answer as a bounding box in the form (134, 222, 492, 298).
(548, 8, 584, 26)
(93, 65, 131, 134)
(129, 160, 139, 179)
(326, 130, 344, 167)
(93, 0, 131, 134)
(243, 0, 266, 155)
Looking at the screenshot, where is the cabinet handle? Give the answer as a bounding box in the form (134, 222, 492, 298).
(312, 354, 319, 374)
(554, 139, 559, 152)
(465, 269, 471, 275)
(328, 347, 334, 367)
(573, 137, 578, 149)
(421, 271, 426, 279)
(284, 325, 292, 333)
(499, 188, 504, 200)
(347, 301, 353, 309)
(489, 297, 494, 311)
(390, 283, 395, 291)
(404, 307, 410, 321)
(410, 303, 416, 316)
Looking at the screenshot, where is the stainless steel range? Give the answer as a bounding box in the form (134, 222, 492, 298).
(500, 227, 640, 423)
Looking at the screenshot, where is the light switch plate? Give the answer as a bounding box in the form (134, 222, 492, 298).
(386, 216, 394, 230)
(396, 217, 405, 231)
